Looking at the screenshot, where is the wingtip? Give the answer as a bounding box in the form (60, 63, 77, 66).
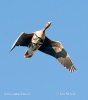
(69, 65, 76, 73)
(8, 50, 11, 56)
(9, 47, 14, 55)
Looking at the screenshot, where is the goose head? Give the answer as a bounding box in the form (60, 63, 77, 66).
(43, 22, 52, 31)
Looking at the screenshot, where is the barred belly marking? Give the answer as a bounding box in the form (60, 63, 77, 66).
(29, 34, 44, 52)
(31, 42, 42, 51)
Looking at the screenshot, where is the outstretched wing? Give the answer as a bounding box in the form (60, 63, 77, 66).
(39, 36, 76, 72)
(9, 32, 33, 53)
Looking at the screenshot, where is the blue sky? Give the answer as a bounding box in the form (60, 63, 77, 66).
(0, 0, 88, 100)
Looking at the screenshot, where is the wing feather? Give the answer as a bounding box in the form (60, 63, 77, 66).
(9, 32, 33, 53)
(39, 36, 76, 72)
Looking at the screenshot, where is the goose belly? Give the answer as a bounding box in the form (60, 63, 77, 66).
(29, 42, 42, 52)
(28, 34, 44, 56)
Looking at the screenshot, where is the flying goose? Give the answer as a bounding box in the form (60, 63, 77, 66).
(10, 22, 76, 72)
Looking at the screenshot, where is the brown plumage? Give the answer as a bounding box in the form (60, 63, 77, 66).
(10, 22, 76, 72)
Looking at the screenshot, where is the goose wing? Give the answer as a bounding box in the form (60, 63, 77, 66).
(39, 36, 76, 72)
(10, 32, 33, 53)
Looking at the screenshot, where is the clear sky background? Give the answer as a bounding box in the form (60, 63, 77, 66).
(0, 0, 88, 100)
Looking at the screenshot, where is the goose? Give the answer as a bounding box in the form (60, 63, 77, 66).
(10, 22, 76, 72)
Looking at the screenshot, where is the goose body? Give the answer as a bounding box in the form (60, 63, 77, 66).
(10, 22, 76, 72)
(24, 30, 45, 58)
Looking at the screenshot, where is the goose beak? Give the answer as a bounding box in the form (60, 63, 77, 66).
(47, 22, 52, 26)
(48, 21, 52, 24)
